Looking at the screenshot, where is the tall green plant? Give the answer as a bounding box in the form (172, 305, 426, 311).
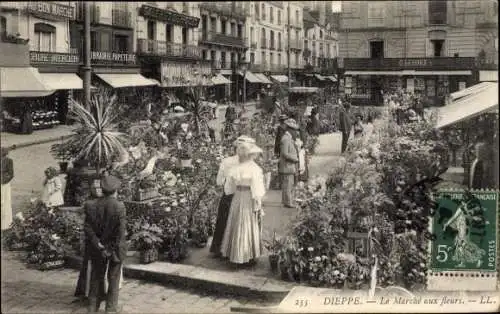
(52, 92, 127, 173)
(175, 86, 212, 136)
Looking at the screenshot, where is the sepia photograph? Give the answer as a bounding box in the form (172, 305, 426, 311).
(0, 1, 498, 313)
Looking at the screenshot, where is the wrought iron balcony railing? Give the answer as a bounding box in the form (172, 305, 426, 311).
(137, 39, 202, 59)
(250, 40, 258, 49)
(199, 3, 248, 20)
(211, 60, 240, 70)
(112, 9, 132, 28)
(200, 31, 247, 48)
(260, 39, 267, 49)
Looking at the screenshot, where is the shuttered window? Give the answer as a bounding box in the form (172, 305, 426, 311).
(33, 23, 56, 52)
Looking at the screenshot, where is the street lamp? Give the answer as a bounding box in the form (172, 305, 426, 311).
(239, 60, 249, 105)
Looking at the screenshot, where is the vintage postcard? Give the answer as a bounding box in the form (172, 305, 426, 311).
(1, 1, 498, 313)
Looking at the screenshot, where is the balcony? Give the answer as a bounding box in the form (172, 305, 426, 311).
(139, 4, 199, 28)
(200, 31, 247, 49)
(211, 60, 239, 70)
(137, 39, 202, 60)
(343, 57, 476, 71)
(199, 3, 248, 21)
(288, 39, 303, 50)
(277, 44, 283, 52)
(112, 9, 132, 28)
(74, 3, 100, 23)
(250, 40, 258, 49)
(269, 42, 276, 51)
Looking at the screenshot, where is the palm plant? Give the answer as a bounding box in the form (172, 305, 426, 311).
(175, 86, 213, 136)
(53, 92, 128, 174)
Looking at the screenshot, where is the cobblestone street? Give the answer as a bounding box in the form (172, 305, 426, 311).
(1, 252, 274, 313)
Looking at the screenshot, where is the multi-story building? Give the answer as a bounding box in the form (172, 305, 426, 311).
(338, 0, 498, 106)
(1, 1, 81, 129)
(134, 2, 213, 90)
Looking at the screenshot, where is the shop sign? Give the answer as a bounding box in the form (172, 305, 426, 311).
(398, 59, 432, 68)
(344, 57, 476, 70)
(91, 51, 136, 64)
(30, 51, 80, 64)
(28, 2, 74, 19)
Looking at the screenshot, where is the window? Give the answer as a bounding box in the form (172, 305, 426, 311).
(221, 51, 226, 68)
(90, 31, 98, 50)
(210, 50, 216, 61)
(261, 51, 266, 64)
(370, 41, 384, 59)
(250, 27, 254, 42)
(221, 20, 227, 34)
(210, 17, 217, 32)
(255, 3, 259, 17)
(250, 52, 255, 64)
(261, 3, 266, 20)
(304, 39, 308, 49)
(270, 52, 274, 65)
(231, 52, 236, 66)
(166, 24, 173, 42)
(278, 53, 281, 65)
(278, 10, 281, 25)
(295, 10, 299, 24)
(432, 40, 445, 57)
(270, 7, 274, 23)
(147, 20, 156, 40)
(202, 50, 207, 60)
(230, 22, 236, 36)
(182, 27, 188, 44)
(320, 30, 323, 39)
(34, 23, 56, 52)
(1, 16, 6, 38)
(278, 32, 281, 50)
(295, 53, 299, 66)
(114, 35, 128, 53)
(428, 0, 447, 25)
(270, 30, 274, 49)
(287, 7, 290, 23)
(237, 24, 242, 38)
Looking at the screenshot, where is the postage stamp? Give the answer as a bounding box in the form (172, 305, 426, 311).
(428, 189, 498, 291)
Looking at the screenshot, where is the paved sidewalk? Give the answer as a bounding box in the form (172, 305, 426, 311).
(1, 125, 74, 150)
(1, 252, 276, 313)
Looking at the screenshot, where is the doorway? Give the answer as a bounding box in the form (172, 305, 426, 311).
(370, 41, 384, 59)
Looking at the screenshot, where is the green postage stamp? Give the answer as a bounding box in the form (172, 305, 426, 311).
(428, 189, 498, 291)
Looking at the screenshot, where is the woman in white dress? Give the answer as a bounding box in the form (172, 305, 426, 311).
(220, 141, 266, 265)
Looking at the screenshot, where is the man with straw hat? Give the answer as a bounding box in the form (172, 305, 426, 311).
(84, 175, 127, 313)
(210, 135, 256, 257)
(279, 119, 300, 208)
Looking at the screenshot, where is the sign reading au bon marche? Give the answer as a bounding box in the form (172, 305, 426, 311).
(430, 190, 498, 272)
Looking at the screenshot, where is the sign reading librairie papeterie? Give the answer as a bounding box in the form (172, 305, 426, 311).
(91, 51, 136, 64)
(28, 2, 74, 19)
(30, 51, 80, 64)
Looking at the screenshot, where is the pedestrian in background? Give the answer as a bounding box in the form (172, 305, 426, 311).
(1, 147, 14, 230)
(279, 119, 300, 208)
(339, 101, 352, 153)
(274, 114, 288, 157)
(41, 167, 64, 208)
(84, 175, 127, 313)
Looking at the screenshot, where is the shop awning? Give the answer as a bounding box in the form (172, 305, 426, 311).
(345, 71, 406, 76)
(148, 78, 161, 86)
(238, 71, 262, 84)
(39, 73, 83, 90)
(436, 82, 498, 129)
(270, 75, 289, 83)
(95, 73, 157, 88)
(326, 75, 337, 82)
(254, 73, 272, 84)
(450, 82, 495, 101)
(404, 70, 472, 76)
(314, 74, 326, 80)
(211, 74, 232, 85)
(0, 67, 55, 97)
(479, 70, 498, 82)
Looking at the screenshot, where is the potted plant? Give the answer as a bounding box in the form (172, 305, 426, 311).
(263, 231, 284, 273)
(50, 142, 73, 173)
(130, 222, 164, 264)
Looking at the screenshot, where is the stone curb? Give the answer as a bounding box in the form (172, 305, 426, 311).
(7, 134, 73, 151)
(64, 255, 291, 302)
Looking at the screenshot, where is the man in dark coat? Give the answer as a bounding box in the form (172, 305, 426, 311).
(338, 101, 352, 153)
(274, 114, 288, 157)
(84, 175, 127, 313)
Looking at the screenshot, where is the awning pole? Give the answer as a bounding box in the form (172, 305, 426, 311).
(83, 2, 92, 109)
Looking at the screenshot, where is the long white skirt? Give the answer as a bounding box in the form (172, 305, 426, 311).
(1, 183, 13, 230)
(220, 187, 262, 264)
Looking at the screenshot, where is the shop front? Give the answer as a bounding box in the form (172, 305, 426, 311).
(342, 57, 476, 106)
(0, 42, 56, 134)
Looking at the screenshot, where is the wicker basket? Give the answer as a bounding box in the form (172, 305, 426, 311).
(134, 187, 159, 201)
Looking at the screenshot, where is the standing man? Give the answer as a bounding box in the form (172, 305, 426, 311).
(338, 101, 352, 154)
(279, 119, 300, 208)
(84, 175, 127, 313)
(210, 135, 255, 256)
(1, 147, 14, 230)
(470, 142, 487, 190)
(274, 114, 288, 157)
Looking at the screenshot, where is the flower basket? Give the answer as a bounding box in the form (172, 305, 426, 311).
(134, 187, 159, 201)
(139, 248, 159, 264)
(39, 259, 66, 271)
(269, 254, 279, 273)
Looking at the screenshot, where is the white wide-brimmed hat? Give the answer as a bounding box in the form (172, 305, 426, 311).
(233, 135, 256, 146)
(174, 105, 185, 112)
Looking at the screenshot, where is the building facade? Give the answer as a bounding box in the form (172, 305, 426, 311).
(338, 0, 498, 105)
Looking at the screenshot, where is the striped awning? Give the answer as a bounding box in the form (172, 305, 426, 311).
(211, 74, 232, 85)
(254, 73, 272, 84)
(96, 73, 157, 88)
(270, 75, 289, 83)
